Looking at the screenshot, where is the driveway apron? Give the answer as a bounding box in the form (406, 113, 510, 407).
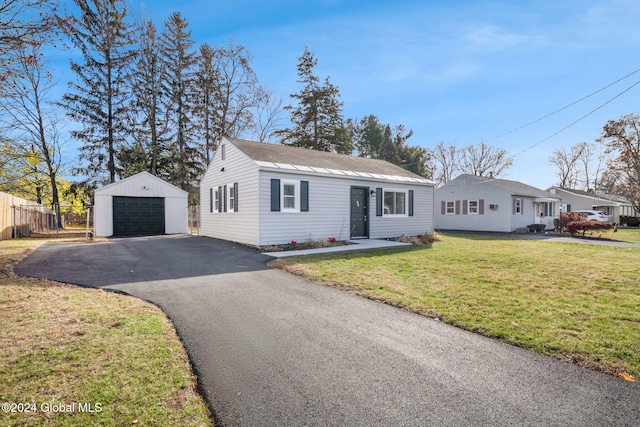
(15, 235, 640, 426)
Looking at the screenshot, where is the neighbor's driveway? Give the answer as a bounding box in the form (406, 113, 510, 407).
(16, 235, 640, 426)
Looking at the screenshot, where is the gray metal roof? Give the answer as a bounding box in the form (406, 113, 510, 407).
(548, 186, 631, 205)
(226, 137, 433, 184)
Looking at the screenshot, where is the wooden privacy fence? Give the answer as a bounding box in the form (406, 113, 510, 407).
(0, 191, 56, 240)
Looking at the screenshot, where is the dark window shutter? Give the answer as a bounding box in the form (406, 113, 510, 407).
(455, 200, 460, 215)
(271, 179, 280, 211)
(408, 190, 414, 216)
(218, 186, 222, 212)
(209, 188, 213, 213)
(223, 185, 227, 212)
(463, 200, 468, 215)
(479, 199, 484, 215)
(376, 188, 383, 216)
(441, 200, 446, 215)
(234, 182, 238, 212)
(301, 181, 309, 212)
(520, 199, 523, 215)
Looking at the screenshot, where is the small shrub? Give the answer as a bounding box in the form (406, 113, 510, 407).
(514, 227, 529, 234)
(527, 224, 546, 233)
(620, 216, 640, 227)
(398, 232, 440, 245)
(566, 220, 613, 237)
(288, 240, 298, 249)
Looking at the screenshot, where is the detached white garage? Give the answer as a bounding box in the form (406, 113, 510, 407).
(94, 172, 188, 237)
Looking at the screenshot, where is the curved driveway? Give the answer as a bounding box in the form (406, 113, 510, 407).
(16, 235, 640, 426)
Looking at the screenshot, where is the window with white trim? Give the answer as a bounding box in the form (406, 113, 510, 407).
(214, 189, 218, 212)
(468, 200, 479, 214)
(383, 190, 406, 215)
(543, 202, 554, 217)
(446, 201, 455, 215)
(282, 181, 298, 212)
(228, 184, 235, 212)
(515, 198, 523, 214)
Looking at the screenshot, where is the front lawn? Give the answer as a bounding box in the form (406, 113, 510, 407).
(0, 239, 213, 426)
(610, 227, 640, 243)
(271, 234, 640, 380)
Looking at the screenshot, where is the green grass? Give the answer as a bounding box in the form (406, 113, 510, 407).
(271, 234, 640, 380)
(0, 239, 213, 426)
(610, 227, 640, 243)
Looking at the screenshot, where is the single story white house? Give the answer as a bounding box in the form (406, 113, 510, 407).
(94, 171, 188, 237)
(435, 174, 562, 232)
(199, 137, 436, 247)
(548, 186, 638, 224)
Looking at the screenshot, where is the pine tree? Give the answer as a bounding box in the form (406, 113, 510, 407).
(277, 47, 351, 154)
(193, 42, 220, 165)
(126, 17, 169, 176)
(160, 12, 201, 193)
(60, 0, 135, 186)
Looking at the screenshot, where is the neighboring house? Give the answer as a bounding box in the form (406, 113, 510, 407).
(199, 137, 435, 247)
(94, 171, 188, 237)
(548, 186, 639, 224)
(435, 174, 562, 232)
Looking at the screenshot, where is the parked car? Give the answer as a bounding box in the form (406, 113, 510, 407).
(574, 210, 610, 222)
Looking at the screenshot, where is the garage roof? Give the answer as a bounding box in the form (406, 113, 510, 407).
(94, 171, 188, 197)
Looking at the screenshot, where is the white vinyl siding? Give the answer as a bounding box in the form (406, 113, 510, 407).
(200, 143, 259, 246)
(259, 172, 433, 246)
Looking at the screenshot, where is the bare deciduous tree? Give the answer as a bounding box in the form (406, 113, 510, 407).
(461, 142, 512, 178)
(549, 142, 585, 189)
(598, 113, 640, 212)
(430, 140, 461, 186)
(0, 33, 63, 210)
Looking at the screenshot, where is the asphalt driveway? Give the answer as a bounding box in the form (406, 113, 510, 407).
(16, 235, 640, 426)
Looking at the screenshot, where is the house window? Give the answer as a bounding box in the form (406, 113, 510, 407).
(271, 179, 309, 212)
(214, 190, 218, 212)
(543, 202, 554, 217)
(220, 144, 226, 160)
(229, 184, 235, 212)
(383, 190, 406, 215)
(468, 200, 479, 214)
(515, 198, 523, 215)
(446, 201, 455, 215)
(282, 183, 296, 210)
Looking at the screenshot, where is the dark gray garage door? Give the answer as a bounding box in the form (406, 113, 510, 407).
(113, 196, 165, 236)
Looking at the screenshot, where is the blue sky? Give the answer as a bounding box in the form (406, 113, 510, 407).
(54, 0, 640, 189)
